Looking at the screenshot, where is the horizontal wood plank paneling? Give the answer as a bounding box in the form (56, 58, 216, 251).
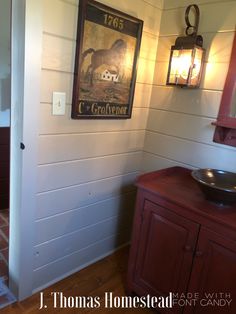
(137, 58, 156, 85)
(43, 0, 162, 39)
(150, 86, 221, 118)
(163, 0, 232, 10)
(33, 229, 131, 290)
(42, 0, 78, 39)
(38, 131, 145, 164)
(133, 83, 152, 108)
(34, 214, 133, 268)
(96, 0, 159, 17)
(96, 0, 162, 35)
(145, 132, 236, 172)
(144, 0, 163, 9)
(35, 0, 161, 293)
(147, 109, 216, 145)
(140, 32, 159, 62)
(200, 62, 229, 91)
(40, 70, 73, 104)
(35, 192, 135, 244)
(37, 172, 137, 219)
(160, 1, 236, 36)
(37, 152, 141, 192)
(61, 0, 78, 6)
(142, 152, 193, 173)
(42, 33, 76, 73)
(39, 106, 148, 135)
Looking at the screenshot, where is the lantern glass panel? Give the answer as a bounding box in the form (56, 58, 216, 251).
(168, 49, 190, 85)
(167, 46, 204, 87)
(189, 47, 204, 86)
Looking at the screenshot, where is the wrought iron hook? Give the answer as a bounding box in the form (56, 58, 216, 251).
(185, 4, 200, 36)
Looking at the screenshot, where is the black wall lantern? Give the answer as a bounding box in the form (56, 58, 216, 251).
(166, 4, 205, 88)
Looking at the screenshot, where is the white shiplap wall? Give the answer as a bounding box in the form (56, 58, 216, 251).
(33, 0, 162, 291)
(142, 0, 236, 173)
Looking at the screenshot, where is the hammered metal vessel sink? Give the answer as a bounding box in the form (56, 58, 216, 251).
(191, 169, 236, 205)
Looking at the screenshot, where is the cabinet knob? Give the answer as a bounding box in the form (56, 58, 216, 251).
(183, 245, 192, 252)
(195, 250, 204, 257)
(20, 142, 25, 150)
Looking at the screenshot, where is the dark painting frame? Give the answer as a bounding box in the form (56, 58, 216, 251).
(71, 0, 143, 119)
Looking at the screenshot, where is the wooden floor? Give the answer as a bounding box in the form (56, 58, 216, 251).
(3, 246, 154, 313)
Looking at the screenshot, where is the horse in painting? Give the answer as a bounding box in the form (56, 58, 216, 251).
(81, 39, 127, 86)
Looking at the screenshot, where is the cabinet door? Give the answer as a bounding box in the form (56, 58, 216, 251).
(134, 200, 199, 309)
(186, 228, 236, 314)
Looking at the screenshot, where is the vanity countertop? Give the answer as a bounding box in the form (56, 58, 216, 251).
(136, 166, 236, 233)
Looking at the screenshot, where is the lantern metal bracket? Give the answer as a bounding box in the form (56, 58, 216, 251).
(185, 4, 199, 36)
(174, 4, 203, 49)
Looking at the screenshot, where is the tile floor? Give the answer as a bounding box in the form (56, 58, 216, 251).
(0, 209, 9, 282)
(0, 209, 15, 309)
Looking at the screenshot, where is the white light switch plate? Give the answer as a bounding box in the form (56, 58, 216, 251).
(52, 92, 66, 115)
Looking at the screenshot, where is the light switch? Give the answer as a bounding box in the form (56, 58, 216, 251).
(52, 92, 66, 115)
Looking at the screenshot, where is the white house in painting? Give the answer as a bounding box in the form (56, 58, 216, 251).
(101, 69, 119, 82)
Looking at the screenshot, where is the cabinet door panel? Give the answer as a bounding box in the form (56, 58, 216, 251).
(134, 200, 199, 299)
(186, 227, 236, 314)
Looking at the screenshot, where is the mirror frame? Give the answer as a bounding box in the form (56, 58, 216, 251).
(213, 31, 236, 147)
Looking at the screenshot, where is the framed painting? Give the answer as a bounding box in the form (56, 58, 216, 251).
(71, 0, 143, 119)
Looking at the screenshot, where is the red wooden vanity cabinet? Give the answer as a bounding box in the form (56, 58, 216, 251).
(127, 167, 236, 313)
